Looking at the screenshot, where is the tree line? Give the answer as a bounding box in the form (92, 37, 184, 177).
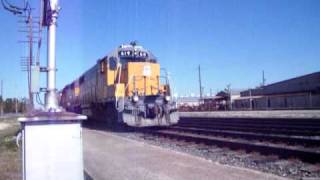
(0, 96, 27, 114)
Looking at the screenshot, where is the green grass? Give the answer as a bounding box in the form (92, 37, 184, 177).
(0, 118, 21, 180)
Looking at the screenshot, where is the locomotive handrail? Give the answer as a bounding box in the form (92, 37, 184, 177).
(125, 75, 171, 96)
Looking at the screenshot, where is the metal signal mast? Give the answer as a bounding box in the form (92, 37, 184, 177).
(42, 0, 60, 110)
(16, 1, 86, 179)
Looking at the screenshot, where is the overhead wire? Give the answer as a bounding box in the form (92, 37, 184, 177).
(1, 0, 22, 14)
(36, 0, 44, 66)
(1, 0, 27, 15)
(35, 0, 46, 107)
(36, 92, 44, 106)
(2, 0, 45, 107)
(5, 0, 24, 10)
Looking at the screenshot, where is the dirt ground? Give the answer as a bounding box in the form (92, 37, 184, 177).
(0, 118, 21, 180)
(0, 123, 10, 130)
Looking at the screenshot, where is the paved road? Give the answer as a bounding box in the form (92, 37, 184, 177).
(83, 128, 286, 180)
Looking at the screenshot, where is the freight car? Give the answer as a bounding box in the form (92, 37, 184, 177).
(60, 42, 179, 127)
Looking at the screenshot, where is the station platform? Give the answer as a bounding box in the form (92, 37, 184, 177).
(83, 128, 286, 180)
(180, 110, 320, 119)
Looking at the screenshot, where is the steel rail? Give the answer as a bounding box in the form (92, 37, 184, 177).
(181, 117, 320, 126)
(177, 123, 320, 136)
(178, 121, 320, 131)
(169, 126, 320, 147)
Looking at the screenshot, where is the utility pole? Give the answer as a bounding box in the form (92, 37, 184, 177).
(198, 65, 203, 103)
(19, 13, 36, 109)
(249, 88, 252, 110)
(15, 98, 18, 114)
(28, 15, 34, 108)
(226, 84, 231, 110)
(262, 70, 266, 86)
(2, 0, 38, 110)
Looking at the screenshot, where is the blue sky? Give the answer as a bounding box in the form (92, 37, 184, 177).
(1, 0, 320, 99)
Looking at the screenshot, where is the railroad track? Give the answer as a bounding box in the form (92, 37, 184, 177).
(178, 117, 320, 136)
(179, 117, 320, 128)
(140, 117, 320, 163)
(177, 123, 320, 136)
(167, 126, 320, 146)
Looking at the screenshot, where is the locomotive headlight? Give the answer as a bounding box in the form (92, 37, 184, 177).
(120, 51, 125, 56)
(133, 95, 139, 103)
(165, 95, 171, 102)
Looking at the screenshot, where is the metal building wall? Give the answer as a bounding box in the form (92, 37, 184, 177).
(233, 93, 320, 110)
(241, 72, 320, 97)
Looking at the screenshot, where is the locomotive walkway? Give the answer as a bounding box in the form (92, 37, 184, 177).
(83, 128, 286, 180)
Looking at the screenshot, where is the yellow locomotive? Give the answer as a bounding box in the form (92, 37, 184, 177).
(60, 42, 179, 127)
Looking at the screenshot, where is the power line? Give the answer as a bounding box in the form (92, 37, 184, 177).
(2, 0, 40, 109)
(1, 0, 28, 15)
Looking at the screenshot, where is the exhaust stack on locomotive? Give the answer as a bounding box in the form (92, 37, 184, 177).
(60, 42, 179, 127)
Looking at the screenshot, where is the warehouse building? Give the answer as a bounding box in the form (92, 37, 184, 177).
(233, 72, 320, 110)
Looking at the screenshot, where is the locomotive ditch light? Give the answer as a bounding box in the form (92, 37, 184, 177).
(165, 95, 171, 102)
(133, 95, 139, 103)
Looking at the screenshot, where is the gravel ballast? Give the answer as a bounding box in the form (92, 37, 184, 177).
(113, 129, 320, 180)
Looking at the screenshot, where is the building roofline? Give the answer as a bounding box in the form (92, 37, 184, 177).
(263, 71, 320, 88)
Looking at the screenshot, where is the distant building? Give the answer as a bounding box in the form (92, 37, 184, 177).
(233, 72, 320, 110)
(202, 92, 229, 111)
(176, 97, 200, 107)
(177, 90, 242, 111)
(229, 89, 241, 110)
